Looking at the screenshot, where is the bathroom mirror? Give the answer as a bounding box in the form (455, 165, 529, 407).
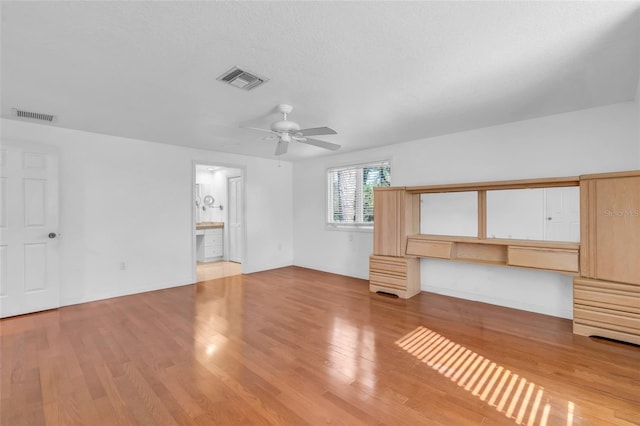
(203, 195, 215, 206)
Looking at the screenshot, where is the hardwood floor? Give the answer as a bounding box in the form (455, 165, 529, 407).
(2, 266, 639, 425)
(196, 261, 242, 282)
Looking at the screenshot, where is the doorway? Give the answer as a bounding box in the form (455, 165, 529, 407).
(193, 163, 244, 282)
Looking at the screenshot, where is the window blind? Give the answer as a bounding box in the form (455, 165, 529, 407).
(327, 160, 391, 227)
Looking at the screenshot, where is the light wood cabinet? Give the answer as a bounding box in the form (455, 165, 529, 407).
(373, 188, 419, 257)
(370, 169, 640, 340)
(574, 171, 640, 344)
(370, 188, 420, 298)
(369, 255, 420, 299)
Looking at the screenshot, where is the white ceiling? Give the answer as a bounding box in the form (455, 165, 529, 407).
(2, 1, 639, 161)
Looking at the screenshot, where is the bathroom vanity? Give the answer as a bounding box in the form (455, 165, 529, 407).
(196, 222, 224, 262)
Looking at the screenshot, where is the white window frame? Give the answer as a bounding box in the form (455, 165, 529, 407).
(326, 159, 391, 231)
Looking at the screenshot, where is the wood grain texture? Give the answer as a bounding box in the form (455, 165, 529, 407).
(592, 176, 640, 284)
(507, 247, 579, 273)
(406, 176, 579, 194)
(576, 171, 640, 345)
(373, 188, 402, 256)
(369, 255, 420, 298)
(2, 267, 640, 425)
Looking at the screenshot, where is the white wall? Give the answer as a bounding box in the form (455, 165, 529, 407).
(1, 118, 294, 306)
(293, 102, 639, 319)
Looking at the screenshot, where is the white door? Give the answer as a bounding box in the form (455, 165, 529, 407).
(544, 187, 580, 242)
(227, 176, 242, 263)
(0, 141, 59, 318)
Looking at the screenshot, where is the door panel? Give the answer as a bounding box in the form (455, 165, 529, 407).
(228, 176, 242, 263)
(544, 187, 580, 242)
(0, 141, 59, 318)
(0, 245, 7, 297)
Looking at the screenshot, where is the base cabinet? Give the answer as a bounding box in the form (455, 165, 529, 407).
(369, 255, 420, 299)
(197, 228, 224, 262)
(575, 171, 640, 345)
(573, 277, 640, 345)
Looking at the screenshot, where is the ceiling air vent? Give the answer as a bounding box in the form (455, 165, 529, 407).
(217, 66, 268, 91)
(11, 108, 57, 122)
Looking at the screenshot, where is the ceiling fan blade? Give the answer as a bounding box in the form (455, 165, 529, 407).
(296, 127, 337, 137)
(275, 139, 289, 156)
(241, 126, 273, 134)
(298, 137, 341, 151)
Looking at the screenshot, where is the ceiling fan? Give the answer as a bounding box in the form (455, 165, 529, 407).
(243, 104, 340, 156)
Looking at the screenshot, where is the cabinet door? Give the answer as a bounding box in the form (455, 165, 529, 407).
(593, 176, 640, 284)
(373, 189, 401, 256)
(582, 175, 640, 285)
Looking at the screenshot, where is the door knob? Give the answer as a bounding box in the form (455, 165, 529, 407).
(48, 232, 57, 239)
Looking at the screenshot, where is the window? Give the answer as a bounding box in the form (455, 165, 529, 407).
(327, 160, 391, 228)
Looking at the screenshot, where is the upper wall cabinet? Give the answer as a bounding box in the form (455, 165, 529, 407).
(580, 172, 640, 285)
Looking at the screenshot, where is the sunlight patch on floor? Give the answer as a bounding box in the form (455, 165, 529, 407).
(396, 326, 574, 426)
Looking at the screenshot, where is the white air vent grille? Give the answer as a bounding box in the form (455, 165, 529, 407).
(12, 108, 57, 122)
(217, 66, 267, 91)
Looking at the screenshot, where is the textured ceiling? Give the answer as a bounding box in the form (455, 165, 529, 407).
(2, 1, 639, 160)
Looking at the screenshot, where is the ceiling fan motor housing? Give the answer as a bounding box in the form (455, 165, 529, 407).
(271, 120, 300, 133)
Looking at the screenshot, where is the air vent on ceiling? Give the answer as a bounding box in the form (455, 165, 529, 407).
(217, 66, 268, 91)
(11, 108, 57, 122)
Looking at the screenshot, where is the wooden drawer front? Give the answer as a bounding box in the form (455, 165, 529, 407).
(406, 239, 452, 259)
(370, 272, 407, 290)
(574, 305, 640, 336)
(369, 256, 408, 290)
(507, 247, 578, 273)
(574, 278, 640, 314)
(369, 255, 420, 299)
(370, 257, 408, 276)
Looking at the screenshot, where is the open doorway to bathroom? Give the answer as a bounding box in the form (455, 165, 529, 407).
(194, 163, 244, 282)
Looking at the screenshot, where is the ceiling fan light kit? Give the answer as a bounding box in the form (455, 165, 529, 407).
(242, 104, 341, 156)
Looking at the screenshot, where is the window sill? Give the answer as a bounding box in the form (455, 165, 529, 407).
(325, 224, 374, 233)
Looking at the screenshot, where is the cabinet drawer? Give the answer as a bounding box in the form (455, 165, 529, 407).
(405, 239, 452, 259)
(204, 237, 223, 247)
(574, 305, 640, 336)
(369, 272, 408, 290)
(370, 257, 408, 277)
(507, 247, 578, 273)
(369, 255, 420, 299)
(574, 278, 640, 314)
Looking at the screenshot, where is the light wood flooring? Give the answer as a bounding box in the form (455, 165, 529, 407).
(196, 260, 242, 282)
(1, 266, 639, 425)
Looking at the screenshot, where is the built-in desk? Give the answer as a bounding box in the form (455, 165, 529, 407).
(406, 234, 579, 274)
(370, 170, 640, 346)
